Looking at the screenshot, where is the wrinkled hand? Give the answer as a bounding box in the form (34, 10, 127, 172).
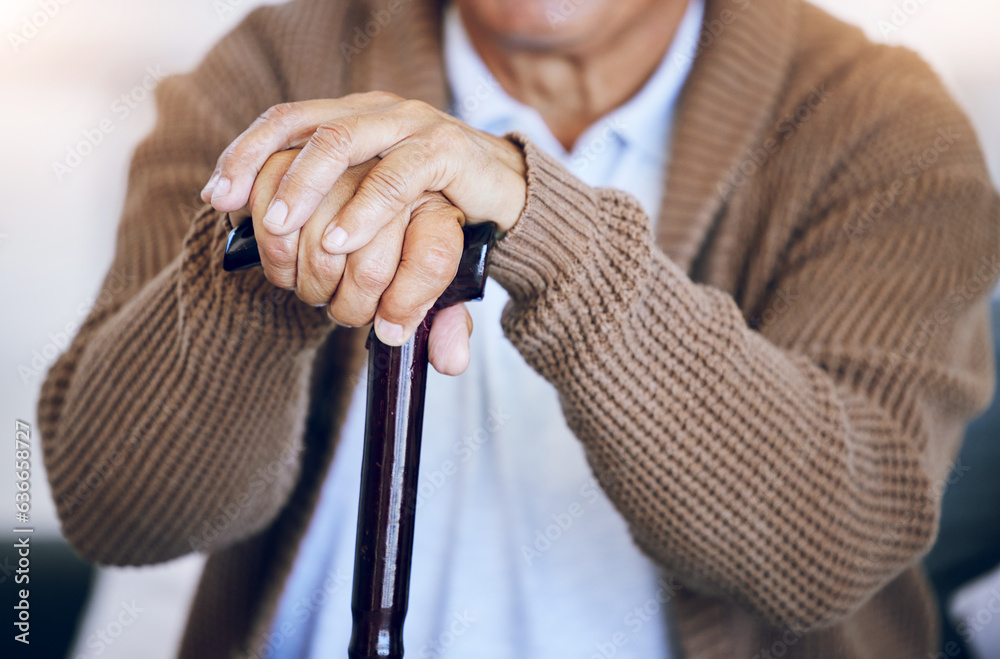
(225, 148, 475, 376)
(202, 92, 527, 375)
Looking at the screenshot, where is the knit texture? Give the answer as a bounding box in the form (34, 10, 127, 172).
(37, 0, 1000, 657)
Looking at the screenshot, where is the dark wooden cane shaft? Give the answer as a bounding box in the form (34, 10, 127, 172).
(348, 319, 433, 659)
(223, 220, 494, 659)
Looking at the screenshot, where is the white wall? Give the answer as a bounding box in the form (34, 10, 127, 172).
(1, 2, 268, 658)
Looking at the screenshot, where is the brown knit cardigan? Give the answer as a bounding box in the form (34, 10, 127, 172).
(39, 0, 1000, 657)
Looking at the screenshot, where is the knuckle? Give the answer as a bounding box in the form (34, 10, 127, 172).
(260, 102, 302, 126)
(398, 98, 430, 116)
(383, 295, 430, 324)
(312, 122, 354, 157)
(364, 167, 410, 206)
(414, 243, 459, 284)
(258, 236, 296, 280)
(301, 246, 342, 286)
(421, 192, 462, 218)
(216, 143, 240, 171)
(366, 90, 402, 105)
(432, 122, 467, 151)
(280, 167, 324, 199)
(351, 258, 395, 294)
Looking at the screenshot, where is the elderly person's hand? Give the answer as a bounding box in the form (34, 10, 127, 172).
(200, 92, 526, 367)
(220, 144, 488, 376)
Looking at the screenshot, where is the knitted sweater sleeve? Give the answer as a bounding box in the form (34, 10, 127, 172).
(488, 117, 1000, 628)
(37, 7, 336, 566)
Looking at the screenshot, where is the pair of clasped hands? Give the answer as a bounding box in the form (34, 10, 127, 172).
(202, 93, 527, 375)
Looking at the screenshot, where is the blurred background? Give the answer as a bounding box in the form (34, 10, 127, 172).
(1, 1, 998, 657)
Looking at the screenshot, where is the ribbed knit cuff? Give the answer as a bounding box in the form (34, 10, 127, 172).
(488, 133, 602, 304)
(180, 205, 335, 353)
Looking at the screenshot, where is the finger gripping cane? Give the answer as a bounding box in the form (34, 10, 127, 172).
(223, 220, 496, 658)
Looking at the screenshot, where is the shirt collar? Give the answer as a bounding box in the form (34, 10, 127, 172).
(444, 0, 705, 162)
(605, 0, 705, 161)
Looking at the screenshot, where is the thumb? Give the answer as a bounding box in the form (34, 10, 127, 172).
(428, 303, 473, 376)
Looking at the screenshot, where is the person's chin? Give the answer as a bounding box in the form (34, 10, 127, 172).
(460, 0, 609, 51)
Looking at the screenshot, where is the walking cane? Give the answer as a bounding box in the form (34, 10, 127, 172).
(223, 218, 495, 658)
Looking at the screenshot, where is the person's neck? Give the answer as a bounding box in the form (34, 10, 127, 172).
(460, 2, 690, 151)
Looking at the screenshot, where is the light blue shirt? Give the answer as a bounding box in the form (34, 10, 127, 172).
(267, 2, 704, 658)
(449, 1, 702, 223)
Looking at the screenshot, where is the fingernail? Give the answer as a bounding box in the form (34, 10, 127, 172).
(201, 171, 220, 197)
(263, 199, 288, 229)
(376, 318, 404, 344)
(323, 226, 348, 251)
(211, 176, 231, 201)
